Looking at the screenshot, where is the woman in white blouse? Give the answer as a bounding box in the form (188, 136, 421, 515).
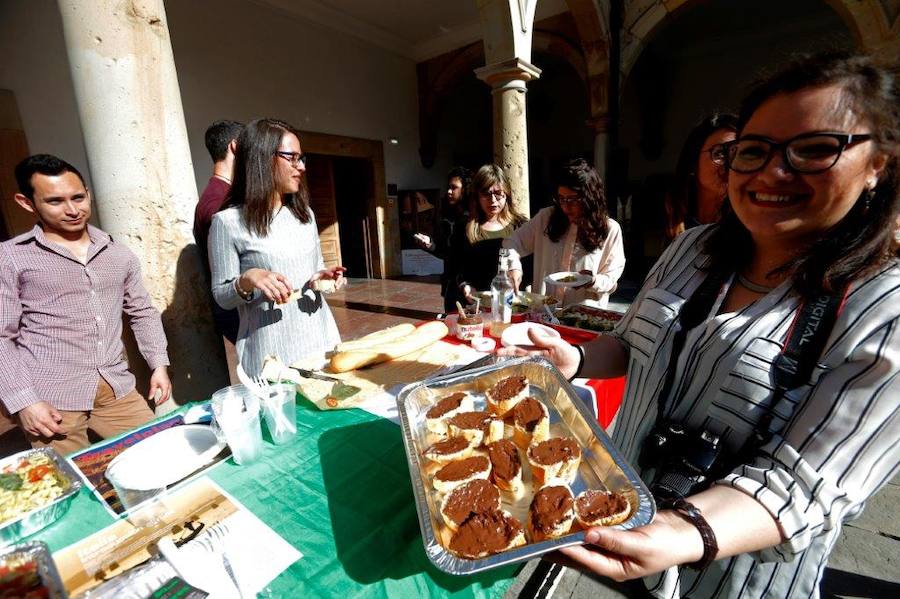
(507, 53, 899, 598)
(209, 118, 345, 376)
(503, 159, 625, 307)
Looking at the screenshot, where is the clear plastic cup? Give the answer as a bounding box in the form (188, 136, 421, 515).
(210, 385, 263, 465)
(105, 462, 169, 526)
(260, 383, 298, 445)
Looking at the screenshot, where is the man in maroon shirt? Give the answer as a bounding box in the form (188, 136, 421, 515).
(1, 155, 171, 454)
(193, 120, 243, 343)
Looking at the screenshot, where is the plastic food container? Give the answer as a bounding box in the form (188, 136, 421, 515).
(0, 448, 82, 547)
(0, 540, 67, 598)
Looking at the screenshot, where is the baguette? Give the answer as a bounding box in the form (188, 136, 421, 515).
(334, 323, 417, 353)
(330, 321, 449, 373)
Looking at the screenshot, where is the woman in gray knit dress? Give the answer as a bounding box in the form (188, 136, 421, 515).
(209, 118, 344, 376)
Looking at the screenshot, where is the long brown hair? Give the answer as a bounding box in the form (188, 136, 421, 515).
(546, 158, 609, 252)
(705, 52, 899, 298)
(223, 118, 310, 236)
(465, 164, 525, 242)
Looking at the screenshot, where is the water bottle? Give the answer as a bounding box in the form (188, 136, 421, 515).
(490, 250, 514, 336)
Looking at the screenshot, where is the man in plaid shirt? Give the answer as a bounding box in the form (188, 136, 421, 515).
(0, 154, 171, 455)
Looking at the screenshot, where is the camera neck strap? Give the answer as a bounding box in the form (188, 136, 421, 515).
(752, 286, 848, 445)
(654, 270, 848, 438)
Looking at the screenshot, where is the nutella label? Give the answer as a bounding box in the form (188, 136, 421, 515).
(529, 437, 581, 465)
(529, 485, 574, 532)
(575, 490, 628, 522)
(513, 397, 545, 432)
(435, 456, 490, 481)
(487, 439, 521, 482)
(449, 511, 523, 559)
(425, 436, 470, 456)
(426, 393, 467, 419)
(490, 375, 527, 402)
(443, 479, 500, 526)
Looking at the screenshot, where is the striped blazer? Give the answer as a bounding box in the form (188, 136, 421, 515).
(609, 225, 900, 598)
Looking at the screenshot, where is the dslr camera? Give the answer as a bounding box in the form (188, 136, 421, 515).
(639, 422, 726, 501)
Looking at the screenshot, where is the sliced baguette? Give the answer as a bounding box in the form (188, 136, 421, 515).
(527, 485, 576, 541)
(574, 490, 631, 528)
(433, 455, 492, 495)
(334, 323, 417, 352)
(330, 321, 449, 372)
(425, 392, 475, 436)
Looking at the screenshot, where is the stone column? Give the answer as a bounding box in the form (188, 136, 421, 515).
(57, 0, 227, 404)
(475, 58, 541, 217)
(589, 116, 611, 180)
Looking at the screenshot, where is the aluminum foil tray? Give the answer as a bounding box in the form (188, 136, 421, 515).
(397, 356, 655, 575)
(0, 448, 83, 546)
(0, 540, 68, 598)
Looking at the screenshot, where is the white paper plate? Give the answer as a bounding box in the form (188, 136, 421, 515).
(105, 425, 226, 490)
(544, 271, 592, 288)
(500, 322, 562, 347)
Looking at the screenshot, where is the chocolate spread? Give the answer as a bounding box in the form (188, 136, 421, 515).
(529, 485, 574, 533)
(513, 397, 545, 432)
(449, 511, 523, 559)
(425, 436, 470, 456)
(575, 490, 628, 523)
(449, 411, 495, 431)
(435, 456, 490, 481)
(426, 393, 467, 419)
(529, 437, 581, 465)
(490, 375, 527, 402)
(443, 479, 500, 526)
(457, 315, 483, 326)
(487, 439, 521, 482)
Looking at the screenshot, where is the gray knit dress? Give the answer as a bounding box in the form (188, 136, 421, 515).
(209, 206, 341, 376)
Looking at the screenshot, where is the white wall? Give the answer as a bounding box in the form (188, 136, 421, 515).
(0, 0, 90, 185)
(0, 0, 439, 206)
(165, 0, 437, 193)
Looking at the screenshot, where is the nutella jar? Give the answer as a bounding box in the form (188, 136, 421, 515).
(455, 314, 484, 341)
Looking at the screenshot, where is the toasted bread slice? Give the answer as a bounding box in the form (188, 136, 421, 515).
(527, 437, 582, 487)
(511, 397, 550, 449)
(448, 510, 526, 559)
(425, 392, 475, 436)
(447, 411, 504, 447)
(423, 436, 474, 464)
(484, 375, 529, 417)
(527, 485, 575, 541)
(486, 439, 526, 500)
(439, 479, 502, 532)
(574, 490, 631, 528)
(433, 455, 492, 495)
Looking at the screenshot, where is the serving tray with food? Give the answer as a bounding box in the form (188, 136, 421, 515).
(0, 541, 67, 598)
(0, 448, 82, 545)
(397, 356, 654, 574)
(553, 304, 624, 333)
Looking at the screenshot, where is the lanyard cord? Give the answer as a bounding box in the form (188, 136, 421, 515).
(652, 272, 847, 447)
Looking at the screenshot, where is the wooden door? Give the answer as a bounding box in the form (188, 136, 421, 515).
(304, 154, 341, 268)
(0, 90, 33, 240)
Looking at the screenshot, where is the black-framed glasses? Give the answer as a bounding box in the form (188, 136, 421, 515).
(554, 194, 582, 206)
(724, 132, 873, 174)
(275, 151, 307, 167)
(703, 143, 728, 166)
(480, 189, 507, 200)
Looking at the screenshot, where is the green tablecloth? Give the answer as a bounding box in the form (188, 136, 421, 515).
(38, 399, 519, 598)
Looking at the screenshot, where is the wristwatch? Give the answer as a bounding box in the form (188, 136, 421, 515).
(662, 496, 719, 570)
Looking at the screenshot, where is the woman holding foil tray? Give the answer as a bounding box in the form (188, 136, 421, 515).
(504, 53, 900, 597)
(209, 118, 345, 376)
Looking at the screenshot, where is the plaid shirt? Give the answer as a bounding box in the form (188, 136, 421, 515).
(0, 225, 169, 413)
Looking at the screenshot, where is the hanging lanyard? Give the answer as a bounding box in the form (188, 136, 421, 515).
(652, 271, 847, 442)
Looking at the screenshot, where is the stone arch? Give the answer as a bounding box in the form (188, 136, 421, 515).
(620, 0, 898, 78)
(565, 0, 611, 126)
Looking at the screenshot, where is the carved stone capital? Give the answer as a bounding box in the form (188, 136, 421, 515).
(475, 57, 542, 91)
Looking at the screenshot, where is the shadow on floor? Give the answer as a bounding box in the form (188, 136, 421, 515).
(820, 568, 900, 598)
